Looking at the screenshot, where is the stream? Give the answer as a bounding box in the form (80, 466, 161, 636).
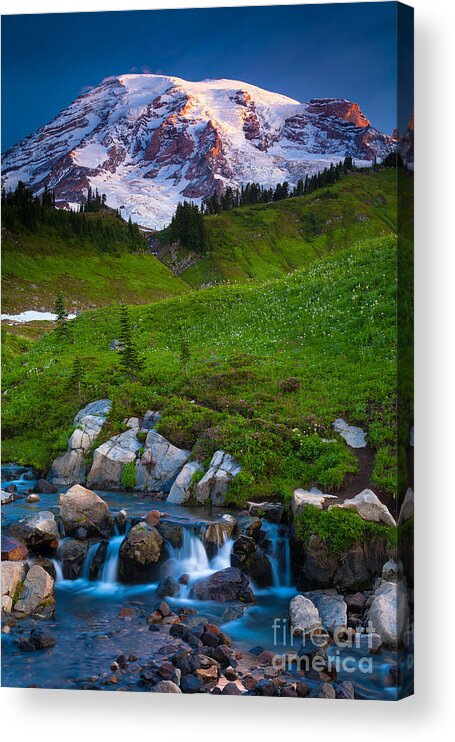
(1, 465, 409, 698)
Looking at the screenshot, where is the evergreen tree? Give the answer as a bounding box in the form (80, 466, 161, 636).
(178, 329, 191, 378)
(69, 356, 85, 403)
(54, 291, 71, 341)
(118, 303, 141, 379)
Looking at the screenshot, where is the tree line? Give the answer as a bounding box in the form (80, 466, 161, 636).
(1, 181, 145, 252)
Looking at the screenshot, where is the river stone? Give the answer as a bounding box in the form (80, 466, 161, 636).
(309, 682, 336, 699)
(119, 522, 164, 583)
(33, 479, 58, 494)
(333, 418, 367, 448)
(236, 515, 262, 540)
(248, 502, 284, 523)
(289, 595, 322, 635)
(167, 461, 204, 504)
(1, 535, 29, 561)
(151, 680, 181, 693)
(398, 488, 414, 525)
(231, 536, 273, 588)
(1, 489, 16, 505)
(190, 567, 254, 603)
(57, 538, 89, 579)
(367, 579, 409, 647)
(135, 431, 190, 493)
(59, 485, 113, 538)
(331, 489, 396, 527)
(14, 564, 54, 615)
(195, 450, 241, 505)
(1, 561, 28, 606)
(9, 511, 59, 554)
(156, 519, 185, 549)
(203, 520, 235, 549)
(303, 590, 347, 634)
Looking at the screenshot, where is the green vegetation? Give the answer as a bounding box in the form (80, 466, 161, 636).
(294, 504, 396, 555)
(120, 461, 137, 489)
(1, 183, 188, 313)
(167, 171, 398, 287)
(2, 235, 402, 502)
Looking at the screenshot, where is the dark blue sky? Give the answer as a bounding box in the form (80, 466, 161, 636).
(2, 3, 411, 151)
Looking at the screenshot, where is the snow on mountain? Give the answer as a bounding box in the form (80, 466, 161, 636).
(2, 74, 393, 229)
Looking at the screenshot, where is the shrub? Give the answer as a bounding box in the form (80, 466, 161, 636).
(121, 461, 137, 489)
(294, 505, 394, 554)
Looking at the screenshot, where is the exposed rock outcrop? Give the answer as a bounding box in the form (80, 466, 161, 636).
(87, 429, 141, 489)
(330, 489, 396, 527)
(135, 431, 190, 493)
(190, 567, 254, 603)
(195, 451, 241, 505)
(167, 461, 203, 504)
(48, 399, 111, 486)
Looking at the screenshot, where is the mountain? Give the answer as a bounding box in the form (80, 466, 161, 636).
(2, 74, 393, 229)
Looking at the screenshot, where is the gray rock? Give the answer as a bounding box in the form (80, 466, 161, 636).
(309, 682, 336, 699)
(1, 561, 28, 610)
(9, 510, 59, 554)
(248, 501, 284, 523)
(57, 538, 89, 579)
(195, 450, 241, 505)
(48, 399, 111, 486)
(14, 564, 54, 615)
(190, 567, 254, 603)
(289, 595, 322, 635)
(87, 429, 141, 489)
(136, 431, 190, 493)
(119, 522, 164, 583)
(167, 461, 203, 504)
(291, 488, 337, 515)
(303, 590, 347, 634)
(151, 680, 181, 693)
(1, 489, 15, 505)
(331, 489, 396, 527)
(367, 578, 409, 647)
(333, 418, 367, 448)
(47, 449, 86, 487)
(59, 485, 113, 538)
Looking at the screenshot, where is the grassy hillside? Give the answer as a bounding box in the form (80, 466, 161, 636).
(2, 235, 404, 503)
(2, 211, 189, 313)
(173, 170, 398, 287)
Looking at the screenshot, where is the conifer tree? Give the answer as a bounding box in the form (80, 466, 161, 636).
(118, 303, 141, 379)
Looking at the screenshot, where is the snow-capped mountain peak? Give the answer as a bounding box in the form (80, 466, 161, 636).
(2, 74, 393, 229)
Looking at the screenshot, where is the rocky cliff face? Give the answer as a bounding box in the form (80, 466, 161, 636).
(2, 74, 393, 229)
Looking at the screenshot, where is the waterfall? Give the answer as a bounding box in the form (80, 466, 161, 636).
(80, 542, 100, 581)
(262, 522, 292, 588)
(100, 535, 123, 585)
(169, 525, 233, 583)
(52, 559, 64, 583)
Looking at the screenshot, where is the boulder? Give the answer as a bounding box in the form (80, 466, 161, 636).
(190, 567, 254, 603)
(291, 488, 337, 515)
(119, 523, 164, 583)
(26, 494, 41, 503)
(135, 431, 190, 493)
(333, 418, 367, 448)
(59, 485, 113, 538)
(17, 627, 57, 651)
(330, 489, 396, 527)
(87, 429, 141, 490)
(289, 595, 322, 635)
(156, 520, 185, 549)
(231, 536, 273, 588)
(236, 515, 262, 540)
(71, 399, 112, 453)
(33, 479, 58, 495)
(398, 488, 414, 525)
(1, 561, 28, 611)
(47, 450, 86, 488)
(1, 489, 15, 505)
(303, 590, 347, 634)
(248, 502, 284, 523)
(155, 576, 180, 598)
(57, 538, 89, 579)
(367, 579, 409, 647)
(167, 461, 204, 504)
(14, 564, 54, 615)
(8, 511, 59, 554)
(151, 680, 181, 693)
(345, 592, 367, 614)
(195, 450, 241, 505)
(203, 519, 235, 550)
(1, 535, 29, 561)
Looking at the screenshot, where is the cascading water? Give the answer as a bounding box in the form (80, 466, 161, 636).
(80, 542, 100, 581)
(100, 535, 123, 585)
(261, 521, 292, 589)
(168, 524, 234, 596)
